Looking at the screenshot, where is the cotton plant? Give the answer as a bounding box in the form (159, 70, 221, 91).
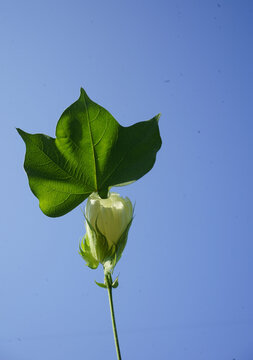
(18, 89, 161, 359)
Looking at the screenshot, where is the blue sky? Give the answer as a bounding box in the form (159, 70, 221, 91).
(0, 1, 252, 359)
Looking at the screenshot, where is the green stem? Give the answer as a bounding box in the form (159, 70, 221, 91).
(106, 274, 122, 360)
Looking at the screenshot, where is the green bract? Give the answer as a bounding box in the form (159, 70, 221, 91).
(17, 88, 161, 217)
(80, 192, 133, 274)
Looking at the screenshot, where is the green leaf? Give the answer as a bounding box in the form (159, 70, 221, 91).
(112, 276, 119, 288)
(94, 281, 107, 289)
(17, 88, 162, 217)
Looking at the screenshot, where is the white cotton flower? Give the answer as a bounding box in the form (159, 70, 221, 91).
(86, 192, 133, 248)
(80, 192, 133, 272)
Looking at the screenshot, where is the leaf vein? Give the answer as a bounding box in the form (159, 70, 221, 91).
(93, 117, 108, 147)
(27, 136, 91, 188)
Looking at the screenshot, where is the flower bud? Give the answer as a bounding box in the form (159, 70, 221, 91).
(80, 192, 133, 273)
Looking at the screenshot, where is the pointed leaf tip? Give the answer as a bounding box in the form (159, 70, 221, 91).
(16, 128, 27, 141)
(79, 87, 89, 100)
(155, 113, 161, 122)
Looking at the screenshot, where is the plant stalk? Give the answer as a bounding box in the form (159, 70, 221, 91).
(106, 274, 122, 360)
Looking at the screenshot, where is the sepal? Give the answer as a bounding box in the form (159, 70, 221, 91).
(85, 216, 110, 264)
(115, 218, 133, 265)
(79, 235, 99, 269)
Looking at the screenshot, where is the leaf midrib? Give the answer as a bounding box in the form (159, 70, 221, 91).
(83, 96, 98, 191)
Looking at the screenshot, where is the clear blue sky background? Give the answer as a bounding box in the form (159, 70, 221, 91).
(0, 1, 252, 359)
